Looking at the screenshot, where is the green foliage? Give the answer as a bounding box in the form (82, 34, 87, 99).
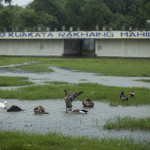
(64, 0, 85, 29)
(28, 0, 63, 29)
(0, 6, 13, 31)
(104, 116, 150, 131)
(0, 0, 150, 31)
(0, 131, 149, 150)
(83, 0, 112, 30)
(18, 8, 38, 31)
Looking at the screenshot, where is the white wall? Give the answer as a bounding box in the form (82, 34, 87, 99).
(0, 38, 150, 58)
(95, 39, 150, 57)
(0, 39, 64, 56)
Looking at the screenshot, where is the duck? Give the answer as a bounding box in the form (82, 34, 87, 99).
(63, 89, 83, 112)
(72, 109, 88, 114)
(34, 105, 49, 114)
(129, 90, 135, 97)
(0, 101, 8, 109)
(82, 98, 94, 107)
(120, 91, 128, 101)
(7, 105, 23, 112)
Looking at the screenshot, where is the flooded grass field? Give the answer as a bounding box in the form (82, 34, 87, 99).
(0, 66, 150, 89)
(0, 61, 150, 147)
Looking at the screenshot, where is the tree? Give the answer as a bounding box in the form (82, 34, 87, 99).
(28, 0, 64, 29)
(18, 8, 38, 31)
(0, 6, 13, 31)
(64, 0, 85, 29)
(82, 0, 112, 30)
(104, 0, 126, 14)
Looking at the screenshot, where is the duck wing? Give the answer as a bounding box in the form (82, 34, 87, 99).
(129, 92, 135, 97)
(121, 95, 128, 101)
(68, 91, 83, 101)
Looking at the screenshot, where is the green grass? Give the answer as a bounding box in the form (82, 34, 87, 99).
(44, 81, 72, 85)
(104, 116, 150, 131)
(135, 79, 150, 83)
(0, 131, 149, 150)
(0, 57, 150, 76)
(0, 57, 32, 66)
(0, 76, 33, 86)
(0, 82, 149, 106)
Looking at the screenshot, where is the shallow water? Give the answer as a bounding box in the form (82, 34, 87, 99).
(0, 99, 150, 143)
(0, 66, 150, 89)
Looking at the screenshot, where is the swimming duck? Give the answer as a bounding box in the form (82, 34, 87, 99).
(72, 109, 88, 114)
(63, 89, 83, 112)
(0, 101, 8, 109)
(129, 90, 135, 97)
(82, 98, 94, 107)
(34, 105, 49, 114)
(7, 105, 23, 112)
(120, 91, 128, 101)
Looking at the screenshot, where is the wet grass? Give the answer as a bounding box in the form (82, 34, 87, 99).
(0, 76, 33, 86)
(135, 79, 150, 83)
(12, 63, 54, 73)
(0, 57, 150, 76)
(0, 57, 32, 66)
(0, 82, 149, 106)
(44, 81, 72, 85)
(104, 116, 150, 131)
(0, 131, 149, 150)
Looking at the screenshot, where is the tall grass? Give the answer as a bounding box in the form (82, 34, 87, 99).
(0, 57, 150, 76)
(0, 76, 33, 86)
(104, 116, 150, 131)
(0, 131, 149, 150)
(0, 82, 149, 106)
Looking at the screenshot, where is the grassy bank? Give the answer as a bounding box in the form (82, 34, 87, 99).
(0, 82, 149, 106)
(0, 76, 33, 86)
(135, 79, 150, 83)
(104, 116, 150, 131)
(0, 57, 150, 76)
(0, 131, 149, 150)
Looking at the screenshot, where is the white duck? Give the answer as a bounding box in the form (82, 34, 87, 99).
(0, 101, 8, 109)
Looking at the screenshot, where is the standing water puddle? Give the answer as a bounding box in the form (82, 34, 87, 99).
(0, 99, 150, 143)
(0, 65, 150, 88)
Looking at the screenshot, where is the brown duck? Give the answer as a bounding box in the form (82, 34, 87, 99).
(82, 98, 94, 107)
(63, 89, 83, 112)
(34, 105, 49, 114)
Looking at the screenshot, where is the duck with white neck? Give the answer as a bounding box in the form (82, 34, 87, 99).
(0, 101, 8, 109)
